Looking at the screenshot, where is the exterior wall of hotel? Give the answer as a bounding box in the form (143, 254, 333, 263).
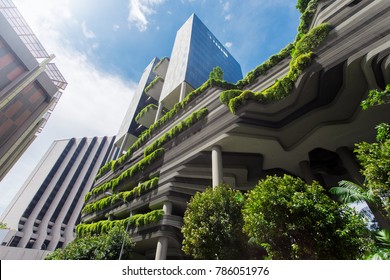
(0, 9, 65, 181)
(0, 136, 115, 252)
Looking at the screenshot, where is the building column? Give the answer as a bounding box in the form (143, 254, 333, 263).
(336, 147, 364, 184)
(155, 102, 164, 122)
(163, 201, 172, 215)
(179, 82, 187, 102)
(119, 133, 129, 156)
(212, 145, 223, 188)
(155, 236, 169, 260)
(299, 160, 316, 184)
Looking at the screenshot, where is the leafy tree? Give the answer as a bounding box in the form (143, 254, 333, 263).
(360, 84, 390, 110)
(209, 66, 224, 81)
(296, 0, 311, 13)
(181, 184, 248, 259)
(0, 222, 7, 229)
(243, 175, 373, 259)
(45, 225, 134, 260)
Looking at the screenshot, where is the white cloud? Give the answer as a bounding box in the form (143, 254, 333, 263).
(81, 21, 96, 39)
(128, 0, 165, 32)
(113, 24, 120, 31)
(225, 14, 232, 21)
(223, 1, 230, 12)
(225, 42, 233, 48)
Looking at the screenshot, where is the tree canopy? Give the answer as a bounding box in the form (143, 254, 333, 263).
(209, 66, 224, 81)
(181, 184, 248, 259)
(242, 175, 373, 259)
(45, 225, 134, 260)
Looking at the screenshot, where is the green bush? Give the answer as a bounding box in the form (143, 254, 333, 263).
(361, 84, 390, 110)
(145, 76, 164, 93)
(82, 177, 159, 215)
(243, 175, 374, 259)
(45, 225, 134, 260)
(296, 0, 323, 40)
(84, 149, 164, 202)
(182, 185, 247, 259)
(144, 108, 208, 156)
(224, 23, 330, 114)
(76, 209, 164, 237)
(296, 0, 311, 13)
(135, 104, 158, 123)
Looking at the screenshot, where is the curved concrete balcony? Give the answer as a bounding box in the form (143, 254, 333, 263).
(153, 57, 170, 79)
(145, 77, 164, 101)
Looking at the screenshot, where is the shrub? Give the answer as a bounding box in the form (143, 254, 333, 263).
(243, 175, 374, 259)
(76, 209, 164, 237)
(84, 149, 164, 202)
(135, 104, 158, 123)
(182, 185, 248, 259)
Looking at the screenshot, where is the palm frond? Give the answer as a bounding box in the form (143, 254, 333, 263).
(329, 180, 368, 204)
(376, 230, 390, 247)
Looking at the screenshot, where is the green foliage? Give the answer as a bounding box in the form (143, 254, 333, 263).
(296, 0, 311, 13)
(145, 76, 164, 93)
(355, 125, 390, 221)
(361, 84, 390, 110)
(144, 108, 208, 156)
(296, 0, 322, 40)
(209, 66, 224, 81)
(220, 89, 245, 105)
(76, 209, 164, 237)
(0, 222, 7, 229)
(84, 148, 164, 202)
(94, 161, 115, 181)
(182, 185, 248, 259)
(135, 104, 158, 123)
(45, 225, 134, 260)
(153, 57, 169, 72)
(243, 175, 373, 259)
(224, 23, 330, 113)
(113, 79, 234, 171)
(330, 180, 376, 205)
(82, 177, 159, 215)
(236, 43, 294, 88)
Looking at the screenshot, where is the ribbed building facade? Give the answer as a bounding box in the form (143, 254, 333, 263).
(0, 136, 115, 253)
(82, 0, 390, 260)
(0, 1, 67, 181)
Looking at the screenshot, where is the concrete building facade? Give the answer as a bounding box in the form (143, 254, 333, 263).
(0, 136, 115, 256)
(0, 1, 67, 181)
(83, 0, 390, 260)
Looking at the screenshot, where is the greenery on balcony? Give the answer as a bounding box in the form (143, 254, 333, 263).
(135, 104, 158, 123)
(153, 57, 170, 73)
(144, 108, 208, 156)
(82, 177, 159, 215)
(76, 209, 164, 238)
(145, 76, 164, 93)
(85, 148, 165, 202)
(220, 22, 331, 113)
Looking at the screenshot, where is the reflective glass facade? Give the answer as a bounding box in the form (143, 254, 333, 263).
(160, 14, 242, 103)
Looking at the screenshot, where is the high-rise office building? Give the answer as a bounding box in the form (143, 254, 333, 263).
(84, 0, 390, 260)
(159, 13, 242, 109)
(0, 136, 115, 257)
(114, 14, 242, 155)
(0, 0, 67, 181)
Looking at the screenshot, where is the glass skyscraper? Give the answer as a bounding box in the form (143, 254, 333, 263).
(159, 13, 243, 109)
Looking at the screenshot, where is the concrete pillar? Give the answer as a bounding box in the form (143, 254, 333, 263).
(155, 236, 169, 260)
(299, 160, 316, 184)
(336, 147, 364, 184)
(155, 102, 164, 122)
(179, 82, 187, 102)
(212, 145, 223, 188)
(163, 201, 173, 215)
(119, 133, 129, 156)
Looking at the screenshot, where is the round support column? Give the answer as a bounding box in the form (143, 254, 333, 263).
(155, 102, 164, 122)
(212, 145, 223, 188)
(179, 82, 187, 101)
(163, 201, 173, 215)
(336, 147, 364, 184)
(155, 236, 169, 260)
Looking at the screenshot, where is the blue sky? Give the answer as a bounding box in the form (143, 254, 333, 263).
(0, 0, 300, 216)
